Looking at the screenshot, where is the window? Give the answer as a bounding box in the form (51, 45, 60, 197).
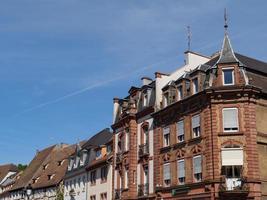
(192, 78, 199, 94)
(143, 165, 149, 184)
(143, 92, 148, 107)
(100, 193, 107, 200)
(223, 68, 234, 85)
(163, 92, 168, 107)
(163, 127, 170, 147)
(193, 156, 202, 182)
(125, 129, 129, 151)
(90, 170, 96, 185)
(223, 108, 239, 132)
(125, 169, 129, 189)
(101, 166, 108, 182)
(163, 163, 171, 187)
(107, 145, 112, 154)
(90, 195, 96, 200)
(58, 160, 63, 166)
(133, 170, 136, 184)
(177, 159, 185, 184)
(143, 126, 149, 144)
(96, 149, 101, 159)
(177, 120, 184, 142)
(169, 88, 176, 104)
(192, 114, 200, 138)
(178, 86, 183, 100)
(47, 174, 54, 180)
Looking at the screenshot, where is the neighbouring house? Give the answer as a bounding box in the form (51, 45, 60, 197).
(5, 144, 76, 200)
(0, 164, 18, 199)
(85, 129, 113, 200)
(64, 128, 113, 200)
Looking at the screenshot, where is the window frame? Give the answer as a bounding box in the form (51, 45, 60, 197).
(177, 159, 185, 185)
(192, 114, 201, 138)
(163, 127, 170, 147)
(163, 163, 171, 187)
(192, 78, 199, 94)
(222, 67, 235, 86)
(177, 120, 185, 143)
(222, 108, 239, 132)
(193, 155, 202, 183)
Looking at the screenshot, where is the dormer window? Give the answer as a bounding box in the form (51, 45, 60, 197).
(163, 88, 176, 107)
(222, 68, 234, 85)
(43, 164, 48, 170)
(143, 92, 148, 107)
(48, 174, 55, 180)
(96, 149, 102, 159)
(178, 86, 183, 100)
(58, 160, 63, 166)
(192, 78, 199, 94)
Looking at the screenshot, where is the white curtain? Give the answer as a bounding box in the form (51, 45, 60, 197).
(193, 156, 202, 174)
(177, 120, 184, 136)
(223, 108, 238, 129)
(177, 160, 185, 178)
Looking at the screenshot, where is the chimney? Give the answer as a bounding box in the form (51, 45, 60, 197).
(141, 77, 152, 86)
(113, 97, 120, 124)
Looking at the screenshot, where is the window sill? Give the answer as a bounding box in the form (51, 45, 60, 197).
(188, 137, 202, 144)
(218, 132, 244, 136)
(173, 141, 186, 149)
(160, 146, 171, 153)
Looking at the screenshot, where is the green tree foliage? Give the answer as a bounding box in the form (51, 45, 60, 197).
(17, 164, 27, 171)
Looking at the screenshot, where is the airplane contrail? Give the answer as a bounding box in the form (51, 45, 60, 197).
(13, 55, 178, 117)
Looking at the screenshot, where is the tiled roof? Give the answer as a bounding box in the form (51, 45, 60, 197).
(31, 144, 76, 189)
(10, 145, 55, 191)
(10, 144, 76, 191)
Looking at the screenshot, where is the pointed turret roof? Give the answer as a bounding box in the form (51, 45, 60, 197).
(217, 34, 240, 64)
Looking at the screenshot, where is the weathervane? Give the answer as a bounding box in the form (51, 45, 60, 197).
(187, 25, 192, 51)
(224, 8, 228, 34)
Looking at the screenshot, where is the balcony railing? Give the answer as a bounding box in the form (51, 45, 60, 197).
(138, 183, 149, 197)
(114, 189, 122, 199)
(219, 177, 249, 195)
(139, 143, 149, 158)
(116, 152, 123, 164)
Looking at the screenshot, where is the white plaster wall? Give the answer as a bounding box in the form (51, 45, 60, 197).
(155, 52, 210, 110)
(149, 160, 154, 194)
(87, 165, 112, 200)
(64, 172, 87, 200)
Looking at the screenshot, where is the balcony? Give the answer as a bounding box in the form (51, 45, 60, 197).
(116, 152, 123, 165)
(138, 183, 149, 197)
(139, 143, 149, 158)
(219, 177, 249, 198)
(114, 189, 122, 200)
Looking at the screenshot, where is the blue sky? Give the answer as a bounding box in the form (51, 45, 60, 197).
(1, 0, 267, 164)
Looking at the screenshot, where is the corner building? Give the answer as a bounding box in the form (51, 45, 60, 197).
(153, 34, 267, 200)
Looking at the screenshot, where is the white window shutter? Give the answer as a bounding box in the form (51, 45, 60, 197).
(193, 156, 202, 174)
(221, 148, 243, 166)
(192, 115, 200, 128)
(177, 160, 185, 178)
(223, 108, 238, 129)
(163, 127, 170, 135)
(163, 163, 170, 180)
(177, 121, 184, 136)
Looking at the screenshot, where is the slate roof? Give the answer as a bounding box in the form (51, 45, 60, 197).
(82, 128, 113, 149)
(0, 164, 18, 183)
(217, 34, 240, 64)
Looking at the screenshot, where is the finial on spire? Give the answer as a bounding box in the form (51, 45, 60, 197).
(187, 25, 192, 51)
(224, 8, 228, 34)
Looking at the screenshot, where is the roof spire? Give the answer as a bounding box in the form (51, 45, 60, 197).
(216, 9, 241, 64)
(224, 8, 228, 34)
(187, 25, 192, 51)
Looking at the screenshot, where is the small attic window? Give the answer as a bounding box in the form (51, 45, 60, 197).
(58, 160, 63, 166)
(143, 92, 148, 107)
(222, 68, 234, 85)
(43, 164, 48, 170)
(48, 174, 55, 180)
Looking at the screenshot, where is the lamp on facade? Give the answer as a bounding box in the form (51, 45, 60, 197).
(25, 184, 32, 200)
